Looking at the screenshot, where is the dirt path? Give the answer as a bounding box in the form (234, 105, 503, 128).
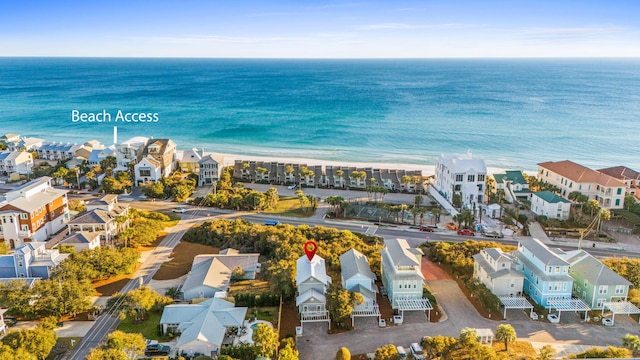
(421, 257, 452, 281)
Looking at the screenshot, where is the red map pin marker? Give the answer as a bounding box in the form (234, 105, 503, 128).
(304, 241, 317, 261)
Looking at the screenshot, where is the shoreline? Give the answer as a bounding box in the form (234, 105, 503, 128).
(209, 152, 519, 176)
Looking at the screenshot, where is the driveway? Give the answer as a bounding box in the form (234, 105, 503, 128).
(298, 275, 640, 359)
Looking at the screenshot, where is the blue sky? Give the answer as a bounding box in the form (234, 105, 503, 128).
(1, 0, 638, 57)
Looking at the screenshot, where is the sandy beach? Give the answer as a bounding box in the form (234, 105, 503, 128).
(209, 152, 517, 176)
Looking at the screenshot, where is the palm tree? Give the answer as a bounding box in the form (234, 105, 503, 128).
(285, 165, 294, 185)
(256, 167, 268, 181)
(335, 169, 344, 188)
(495, 324, 516, 353)
(412, 175, 422, 193)
(431, 208, 441, 225)
(399, 204, 408, 224)
(411, 206, 420, 225)
(52, 167, 68, 185)
(401, 175, 412, 191)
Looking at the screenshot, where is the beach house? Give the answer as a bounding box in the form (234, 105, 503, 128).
(0, 177, 69, 246)
(380, 239, 428, 309)
(492, 170, 531, 202)
(296, 253, 331, 326)
(564, 250, 631, 308)
(537, 160, 625, 210)
(339, 249, 380, 321)
(181, 250, 260, 301)
(198, 154, 224, 187)
(473, 248, 524, 297)
(159, 298, 247, 358)
(115, 136, 149, 171)
(530, 191, 571, 220)
(513, 238, 573, 306)
(0, 151, 33, 176)
(434, 152, 487, 209)
(0, 242, 69, 280)
(134, 139, 177, 185)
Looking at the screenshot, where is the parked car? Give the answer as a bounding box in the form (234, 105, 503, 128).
(264, 220, 280, 226)
(483, 230, 503, 238)
(396, 346, 407, 358)
(144, 344, 171, 357)
(457, 228, 475, 236)
(172, 207, 186, 213)
(418, 226, 435, 232)
(410, 342, 425, 359)
(288, 184, 298, 190)
(602, 317, 614, 326)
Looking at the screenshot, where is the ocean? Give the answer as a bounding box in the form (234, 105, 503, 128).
(1, 58, 639, 171)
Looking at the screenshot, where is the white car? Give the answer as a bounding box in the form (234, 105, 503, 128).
(602, 317, 614, 326)
(410, 343, 424, 359)
(287, 184, 298, 190)
(172, 207, 186, 213)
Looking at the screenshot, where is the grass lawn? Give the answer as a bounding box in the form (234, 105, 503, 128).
(245, 306, 278, 324)
(229, 279, 270, 295)
(153, 241, 219, 280)
(117, 311, 174, 342)
(492, 341, 538, 359)
(262, 197, 314, 218)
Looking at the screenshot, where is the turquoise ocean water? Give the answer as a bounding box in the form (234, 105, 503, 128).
(1, 58, 639, 171)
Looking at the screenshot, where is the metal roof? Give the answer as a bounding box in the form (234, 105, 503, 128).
(339, 249, 376, 283)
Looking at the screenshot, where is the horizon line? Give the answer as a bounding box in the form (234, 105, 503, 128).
(1, 55, 640, 60)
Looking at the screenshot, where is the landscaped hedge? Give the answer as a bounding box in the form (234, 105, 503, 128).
(465, 278, 501, 313)
(233, 292, 280, 307)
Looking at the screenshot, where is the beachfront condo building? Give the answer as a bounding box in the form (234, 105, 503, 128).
(434, 152, 487, 209)
(537, 160, 625, 210)
(598, 166, 640, 201)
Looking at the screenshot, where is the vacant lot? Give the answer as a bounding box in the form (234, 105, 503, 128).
(262, 196, 314, 218)
(153, 241, 219, 280)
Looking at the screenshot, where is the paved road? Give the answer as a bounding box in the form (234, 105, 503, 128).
(65, 211, 204, 360)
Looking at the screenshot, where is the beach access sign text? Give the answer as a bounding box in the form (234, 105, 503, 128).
(71, 110, 159, 123)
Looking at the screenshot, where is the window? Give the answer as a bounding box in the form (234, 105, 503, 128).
(478, 174, 485, 181)
(454, 184, 461, 191)
(21, 225, 28, 232)
(615, 285, 625, 294)
(584, 280, 588, 287)
(615, 199, 620, 206)
(563, 283, 567, 291)
(617, 188, 622, 195)
(139, 168, 151, 177)
(554, 282, 560, 291)
(455, 174, 463, 182)
(598, 285, 607, 294)
(18, 261, 22, 267)
(555, 266, 559, 273)
(596, 298, 605, 308)
(467, 175, 475, 182)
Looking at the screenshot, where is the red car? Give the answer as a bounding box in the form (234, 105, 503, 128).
(419, 226, 435, 232)
(457, 229, 475, 236)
